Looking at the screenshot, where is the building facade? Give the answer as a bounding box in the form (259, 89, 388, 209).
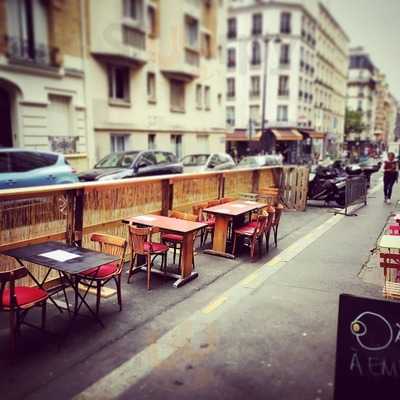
(315, 2, 348, 155)
(346, 47, 378, 155)
(86, 0, 227, 162)
(0, 0, 90, 169)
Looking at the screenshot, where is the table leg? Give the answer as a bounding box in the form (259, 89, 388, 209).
(173, 232, 199, 288)
(203, 215, 235, 259)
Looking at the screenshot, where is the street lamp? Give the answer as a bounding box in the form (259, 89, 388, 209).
(261, 35, 281, 153)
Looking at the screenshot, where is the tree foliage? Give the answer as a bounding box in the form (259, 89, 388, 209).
(345, 108, 365, 134)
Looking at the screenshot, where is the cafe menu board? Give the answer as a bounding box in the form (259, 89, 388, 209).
(335, 294, 400, 399)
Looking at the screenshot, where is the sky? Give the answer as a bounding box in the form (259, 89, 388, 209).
(322, 0, 400, 101)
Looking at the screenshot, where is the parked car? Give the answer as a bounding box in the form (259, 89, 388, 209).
(0, 148, 78, 190)
(181, 153, 235, 173)
(236, 154, 282, 169)
(78, 150, 183, 181)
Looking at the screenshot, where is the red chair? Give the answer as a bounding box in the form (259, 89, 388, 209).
(193, 203, 215, 246)
(77, 233, 127, 314)
(232, 214, 268, 260)
(380, 252, 400, 299)
(128, 225, 169, 290)
(389, 225, 400, 235)
(161, 211, 198, 269)
(0, 267, 48, 355)
(248, 206, 275, 253)
(267, 203, 284, 248)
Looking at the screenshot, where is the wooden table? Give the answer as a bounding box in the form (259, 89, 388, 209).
(123, 214, 207, 288)
(203, 200, 267, 258)
(379, 235, 400, 250)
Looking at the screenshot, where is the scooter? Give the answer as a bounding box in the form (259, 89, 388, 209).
(308, 166, 347, 207)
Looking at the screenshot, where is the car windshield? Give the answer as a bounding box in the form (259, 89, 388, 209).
(182, 154, 209, 166)
(95, 152, 139, 169)
(238, 157, 260, 167)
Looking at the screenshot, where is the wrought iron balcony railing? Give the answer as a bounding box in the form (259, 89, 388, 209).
(5, 35, 60, 68)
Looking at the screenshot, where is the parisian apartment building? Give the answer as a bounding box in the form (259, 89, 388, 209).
(346, 47, 398, 155)
(0, 0, 228, 169)
(225, 0, 348, 161)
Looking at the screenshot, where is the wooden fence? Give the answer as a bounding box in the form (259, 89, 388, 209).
(0, 166, 309, 284)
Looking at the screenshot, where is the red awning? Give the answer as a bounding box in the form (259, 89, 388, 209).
(271, 129, 302, 141)
(308, 131, 326, 139)
(226, 131, 262, 142)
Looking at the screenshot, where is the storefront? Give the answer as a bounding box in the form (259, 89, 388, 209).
(269, 129, 303, 164)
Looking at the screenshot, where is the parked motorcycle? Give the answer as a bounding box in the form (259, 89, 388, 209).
(308, 165, 347, 206)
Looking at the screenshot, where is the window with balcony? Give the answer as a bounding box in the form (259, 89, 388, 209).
(278, 76, 289, 97)
(227, 78, 235, 99)
(185, 15, 199, 49)
(280, 12, 291, 34)
(227, 48, 236, 68)
(108, 66, 130, 103)
(170, 80, 185, 112)
(279, 44, 290, 66)
(227, 17, 237, 39)
(252, 13, 262, 35)
(277, 105, 288, 122)
(204, 86, 211, 110)
(250, 76, 260, 97)
(226, 106, 235, 126)
(6, 0, 55, 67)
(196, 84, 202, 109)
(147, 72, 156, 103)
(251, 40, 261, 65)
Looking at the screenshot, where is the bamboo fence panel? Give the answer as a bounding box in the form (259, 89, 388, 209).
(224, 170, 253, 198)
(173, 174, 220, 213)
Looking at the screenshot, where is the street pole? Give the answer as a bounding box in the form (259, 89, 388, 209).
(261, 37, 269, 153)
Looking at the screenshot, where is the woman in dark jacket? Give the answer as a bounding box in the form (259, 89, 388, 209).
(383, 152, 398, 204)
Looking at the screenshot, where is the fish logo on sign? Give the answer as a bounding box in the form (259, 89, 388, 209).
(350, 312, 394, 351)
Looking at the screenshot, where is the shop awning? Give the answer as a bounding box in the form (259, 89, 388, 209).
(226, 131, 262, 142)
(308, 131, 326, 139)
(271, 129, 302, 141)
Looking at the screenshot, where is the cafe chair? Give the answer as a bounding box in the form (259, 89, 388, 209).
(389, 225, 400, 236)
(161, 211, 198, 269)
(248, 206, 276, 253)
(193, 202, 215, 247)
(76, 233, 127, 314)
(267, 203, 284, 249)
(128, 225, 169, 290)
(232, 214, 268, 260)
(379, 252, 400, 299)
(0, 267, 48, 356)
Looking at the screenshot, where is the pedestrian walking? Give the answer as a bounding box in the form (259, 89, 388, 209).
(383, 152, 398, 204)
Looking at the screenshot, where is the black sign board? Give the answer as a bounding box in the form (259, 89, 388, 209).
(335, 294, 400, 399)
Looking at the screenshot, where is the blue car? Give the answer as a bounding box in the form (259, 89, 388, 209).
(0, 148, 78, 190)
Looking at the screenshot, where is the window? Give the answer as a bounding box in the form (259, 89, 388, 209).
(185, 15, 199, 49)
(108, 66, 130, 102)
(148, 134, 156, 150)
(170, 80, 185, 112)
(48, 95, 72, 136)
(124, 0, 143, 22)
(6, 0, 50, 65)
(226, 106, 235, 126)
(147, 5, 157, 37)
(280, 44, 290, 65)
(147, 72, 156, 103)
(250, 76, 260, 97)
(202, 33, 212, 58)
(137, 152, 156, 168)
(280, 12, 291, 34)
(204, 86, 211, 110)
(251, 41, 261, 65)
(111, 135, 128, 152)
(171, 135, 182, 159)
(252, 13, 262, 35)
(277, 105, 288, 121)
(357, 100, 363, 112)
(249, 105, 260, 125)
(197, 135, 209, 153)
(10, 151, 57, 172)
(227, 78, 235, 98)
(227, 48, 236, 68)
(154, 151, 174, 164)
(196, 84, 202, 109)
(278, 76, 289, 96)
(227, 17, 237, 39)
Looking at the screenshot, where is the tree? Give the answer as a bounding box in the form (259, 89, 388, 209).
(345, 108, 365, 134)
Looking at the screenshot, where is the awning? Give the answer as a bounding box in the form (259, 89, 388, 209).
(226, 131, 262, 142)
(308, 131, 326, 139)
(271, 129, 302, 141)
